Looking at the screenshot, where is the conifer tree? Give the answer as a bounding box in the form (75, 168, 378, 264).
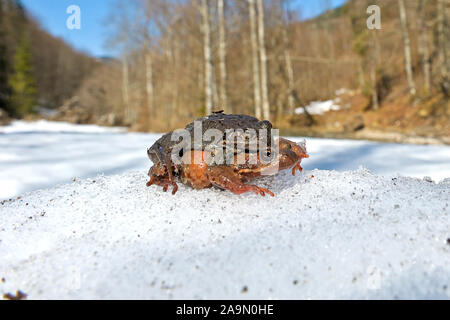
(0, 1, 10, 111)
(8, 34, 37, 117)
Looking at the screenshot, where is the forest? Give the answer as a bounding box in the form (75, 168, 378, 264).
(0, 0, 449, 141)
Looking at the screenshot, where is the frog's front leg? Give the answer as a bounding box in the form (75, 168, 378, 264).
(146, 175, 178, 194)
(206, 166, 274, 197)
(147, 166, 179, 194)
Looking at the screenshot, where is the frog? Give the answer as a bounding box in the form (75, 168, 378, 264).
(146, 112, 309, 196)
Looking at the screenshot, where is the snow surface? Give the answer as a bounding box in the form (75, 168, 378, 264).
(294, 100, 340, 115)
(0, 120, 126, 134)
(0, 121, 449, 299)
(1, 120, 449, 200)
(0, 168, 449, 299)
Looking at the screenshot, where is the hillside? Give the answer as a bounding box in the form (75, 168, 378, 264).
(0, 0, 99, 117)
(283, 0, 449, 144)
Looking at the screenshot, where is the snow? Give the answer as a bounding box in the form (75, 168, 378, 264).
(0, 169, 449, 299)
(294, 100, 340, 115)
(335, 88, 358, 96)
(0, 120, 449, 299)
(0, 120, 126, 134)
(1, 120, 449, 200)
(335, 88, 350, 95)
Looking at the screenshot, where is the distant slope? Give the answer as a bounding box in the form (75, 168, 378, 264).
(0, 0, 99, 113)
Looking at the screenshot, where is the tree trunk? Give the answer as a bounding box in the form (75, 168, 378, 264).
(370, 31, 379, 110)
(256, 0, 270, 120)
(200, 0, 213, 115)
(370, 62, 379, 110)
(281, 9, 295, 115)
(166, 26, 177, 127)
(145, 51, 155, 118)
(122, 56, 130, 123)
(398, 0, 416, 96)
(321, 0, 336, 95)
(418, 0, 431, 95)
(357, 60, 365, 90)
(248, 0, 262, 119)
(217, 0, 229, 113)
(437, 0, 449, 96)
(284, 48, 295, 115)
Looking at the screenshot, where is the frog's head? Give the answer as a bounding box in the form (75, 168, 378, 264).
(147, 143, 165, 164)
(274, 138, 309, 173)
(147, 142, 175, 181)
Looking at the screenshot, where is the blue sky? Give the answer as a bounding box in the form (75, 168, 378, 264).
(22, 0, 347, 58)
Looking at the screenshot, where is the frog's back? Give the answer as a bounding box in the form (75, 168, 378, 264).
(148, 112, 274, 165)
(185, 113, 271, 133)
(185, 112, 273, 152)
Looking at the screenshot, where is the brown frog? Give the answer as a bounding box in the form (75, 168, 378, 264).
(146, 112, 308, 196)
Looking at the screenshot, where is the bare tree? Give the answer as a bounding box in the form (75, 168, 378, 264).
(248, 0, 262, 118)
(281, 0, 296, 115)
(200, 0, 213, 115)
(370, 39, 379, 110)
(256, 0, 270, 120)
(283, 32, 295, 115)
(122, 55, 130, 123)
(320, 0, 336, 94)
(437, 0, 449, 96)
(397, 0, 416, 96)
(152, 1, 181, 124)
(370, 23, 381, 110)
(140, 1, 155, 118)
(418, 0, 431, 95)
(217, 0, 229, 113)
(145, 51, 154, 117)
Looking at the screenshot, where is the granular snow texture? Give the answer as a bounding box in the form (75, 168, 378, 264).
(0, 169, 449, 299)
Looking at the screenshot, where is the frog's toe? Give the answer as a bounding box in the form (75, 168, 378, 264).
(171, 182, 179, 195)
(241, 185, 274, 197)
(292, 163, 303, 176)
(254, 186, 275, 197)
(146, 176, 155, 187)
(162, 181, 178, 194)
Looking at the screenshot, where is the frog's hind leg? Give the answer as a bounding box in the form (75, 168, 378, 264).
(206, 166, 274, 197)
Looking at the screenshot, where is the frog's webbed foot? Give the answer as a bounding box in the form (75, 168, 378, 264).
(206, 166, 274, 197)
(146, 174, 179, 195)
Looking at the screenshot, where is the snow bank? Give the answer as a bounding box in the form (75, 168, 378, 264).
(295, 100, 340, 115)
(1, 169, 449, 299)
